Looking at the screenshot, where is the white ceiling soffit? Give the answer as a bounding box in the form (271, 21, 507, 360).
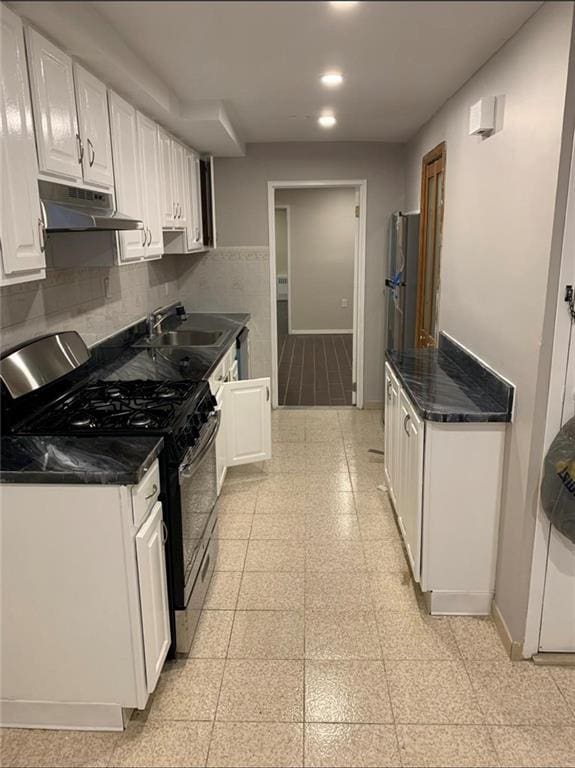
(9, 1, 542, 152)
(7, 0, 245, 156)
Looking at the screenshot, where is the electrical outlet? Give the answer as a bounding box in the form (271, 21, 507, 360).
(103, 276, 112, 299)
(341, 298, 348, 308)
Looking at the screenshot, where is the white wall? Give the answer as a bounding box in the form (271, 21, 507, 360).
(214, 142, 405, 406)
(275, 188, 355, 333)
(404, 1, 574, 645)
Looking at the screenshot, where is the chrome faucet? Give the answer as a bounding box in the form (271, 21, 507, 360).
(147, 307, 167, 339)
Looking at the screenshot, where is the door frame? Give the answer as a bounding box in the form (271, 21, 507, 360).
(267, 179, 367, 409)
(274, 204, 293, 334)
(523, 128, 575, 658)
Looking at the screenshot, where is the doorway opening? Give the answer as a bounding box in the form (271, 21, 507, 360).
(268, 180, 367, 408)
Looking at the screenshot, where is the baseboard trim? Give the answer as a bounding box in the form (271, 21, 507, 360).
(363, 401, 383, 410)
(492, 600, 525, 660)
(426, 590, 493, 616)
(532, 652, 575, 666)
(289, 329, 354, 335)
(0, 700, 125, 731)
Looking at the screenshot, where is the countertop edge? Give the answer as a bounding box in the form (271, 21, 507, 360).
(385, 351, 512, 424)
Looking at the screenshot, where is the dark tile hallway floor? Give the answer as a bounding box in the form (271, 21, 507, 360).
(277, 331, 353, 408)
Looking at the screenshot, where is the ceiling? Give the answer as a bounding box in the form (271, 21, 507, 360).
(11, 1, 542, 155)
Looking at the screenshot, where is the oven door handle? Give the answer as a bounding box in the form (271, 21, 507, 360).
(179, 411, 220, 480)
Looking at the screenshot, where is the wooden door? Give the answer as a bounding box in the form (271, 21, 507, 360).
(416, 143, 445, 347)
(74, 65, 114, 189)
(109, 92, 145, 262)
(25, 27, 82, 183)
(0, 7, 45, 281)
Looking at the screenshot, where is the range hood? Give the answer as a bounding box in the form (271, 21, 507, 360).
(39, 181, 144, 232)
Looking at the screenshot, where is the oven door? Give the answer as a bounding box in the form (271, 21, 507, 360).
(179, 411, 220, 604)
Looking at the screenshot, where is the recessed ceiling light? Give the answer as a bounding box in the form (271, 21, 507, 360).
(321, 72, 343, 88)
(318, 113, 337, 128)
(330, 1, 358, 8)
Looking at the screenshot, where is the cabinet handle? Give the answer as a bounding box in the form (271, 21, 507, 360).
(147, 227, 152, 247)
(403, 414, 411, 436)
(173, 202, 177, 219)
(195, 226, 200, 241)
(161, 521, 168, 544)
(145, 483, 158, 500)
(141, 227, 147, 246)
(38, 218, 45, 253)
(76, 133, 84, 164)
(178, 202, 182, 219)
(266, 386, 270, 402)
(386, 381, 392, 401)
(86, 138, 95, 167)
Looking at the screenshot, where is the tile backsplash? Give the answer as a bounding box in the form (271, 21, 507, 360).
(0, 253, 183, 351)
(0, 246, 272, 380)
(178, 247, 272, 379)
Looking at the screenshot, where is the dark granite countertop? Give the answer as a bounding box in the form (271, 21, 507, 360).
(0, 435, 164, 485)
(96, 312, 250, 383)
(386, 335, 513, 423)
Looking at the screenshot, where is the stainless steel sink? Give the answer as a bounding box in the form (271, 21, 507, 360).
(135, 329, 228, 348)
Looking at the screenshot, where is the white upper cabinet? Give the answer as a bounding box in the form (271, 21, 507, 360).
(158, 128, 175, 227)
(0, 7, 45, 285)
(74, 64, 114, 189)
(108, 91, 145, 262)
(25, 27, 82, 184)
(171, 141, 187, 228)
(184, 149, 204, 251)
(137, 113, 163, 259)
(224, 377, 272, 467)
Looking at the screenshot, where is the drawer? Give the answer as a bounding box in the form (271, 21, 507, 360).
(131, 459, 161, 529)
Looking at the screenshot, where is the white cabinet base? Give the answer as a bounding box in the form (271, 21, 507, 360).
(0, 700, 125, 732)
(425, 590, 494, 616)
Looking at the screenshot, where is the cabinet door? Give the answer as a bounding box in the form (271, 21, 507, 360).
(172, 141, 186, 228)
(137, 114, 163, 259)
(214, 385, 227, 494)
(25, 27, 82, 183)
(224, 378, 272, 467)
(0, 8, 45, 282)
(158, 129, 175, 227)
(109, 92, 145, 262)
(399, 390, 424, 581)
(135, 501, 170, 694)
(74, 65, 113, 189)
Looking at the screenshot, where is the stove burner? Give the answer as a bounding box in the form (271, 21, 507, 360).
(22, 379, 205, 434)
(70, 413, 94, 428)
(129, 412, 154, 428)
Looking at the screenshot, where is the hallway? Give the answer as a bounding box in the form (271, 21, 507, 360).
(277, 329, 353, 406)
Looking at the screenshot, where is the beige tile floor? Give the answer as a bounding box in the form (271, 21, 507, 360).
(2, 409, 575, 767)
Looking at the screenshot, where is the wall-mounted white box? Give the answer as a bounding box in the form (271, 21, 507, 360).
(469, 97, 496, 136)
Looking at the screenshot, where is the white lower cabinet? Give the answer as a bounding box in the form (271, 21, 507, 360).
(384, 361, 506, 615)
(0, 459, 170, 730)
(212, 343, 272, 494)
(135, 501, 170, 694)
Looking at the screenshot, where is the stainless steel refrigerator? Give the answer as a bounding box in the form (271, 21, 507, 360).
(385, 211, 420, 354)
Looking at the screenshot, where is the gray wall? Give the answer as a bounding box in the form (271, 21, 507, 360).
(275, 187, 355, 333)
(214, 142, 405, 406)
(404, 1, 574, 645)
(274, 209, 288, 276)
